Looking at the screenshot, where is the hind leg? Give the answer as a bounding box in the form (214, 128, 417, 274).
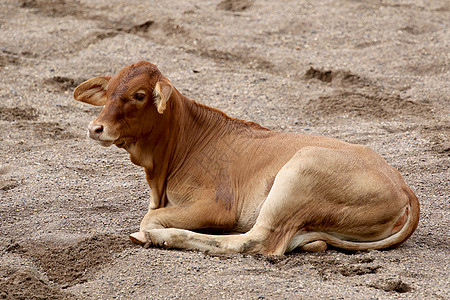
(300, 241, 327, 252)
(241, 148, 332, 255)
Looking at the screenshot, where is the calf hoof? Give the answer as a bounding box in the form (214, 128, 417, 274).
(301, 240, 327, 252)
(130, 232, 148, 246)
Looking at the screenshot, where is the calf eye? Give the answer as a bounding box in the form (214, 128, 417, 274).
(133, 92, 146, 101)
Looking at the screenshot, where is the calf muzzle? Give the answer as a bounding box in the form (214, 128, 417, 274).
(88, 122, 104, 140)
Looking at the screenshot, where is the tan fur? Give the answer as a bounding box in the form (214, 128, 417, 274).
(73, 76, 111, 106)
(154, 79, 173, 114)
(74, 61, 420, 256)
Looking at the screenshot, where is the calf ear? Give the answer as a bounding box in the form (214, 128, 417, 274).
(154, 79, 173, 114)
(73, 76, 111, 106)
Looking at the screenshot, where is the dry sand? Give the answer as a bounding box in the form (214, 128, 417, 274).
(0, 0, 449, 299)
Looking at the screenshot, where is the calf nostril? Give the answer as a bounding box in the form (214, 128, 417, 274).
(94, 125, 103, 134)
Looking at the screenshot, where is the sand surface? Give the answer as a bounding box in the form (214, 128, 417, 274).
(0, 0, 449, 299)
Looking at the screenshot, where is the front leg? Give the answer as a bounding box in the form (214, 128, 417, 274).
(130, 200, 236, 245)
(144, 228, 253, 254)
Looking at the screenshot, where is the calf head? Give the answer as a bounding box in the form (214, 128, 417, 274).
(73, 61, 173, 148)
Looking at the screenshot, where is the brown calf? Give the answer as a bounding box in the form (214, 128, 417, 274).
(73, 61, 419, 255)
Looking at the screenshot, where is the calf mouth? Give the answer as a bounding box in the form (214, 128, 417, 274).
(97, 140, 114, 147)
(86, 130, 114, 147)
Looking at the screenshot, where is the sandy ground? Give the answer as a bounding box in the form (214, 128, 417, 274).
(0, 0, 449, 299)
